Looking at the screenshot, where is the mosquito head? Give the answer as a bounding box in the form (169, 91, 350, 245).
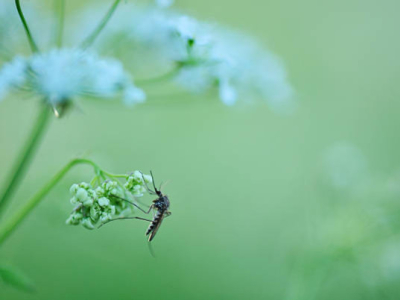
(141, 170, 163, 196)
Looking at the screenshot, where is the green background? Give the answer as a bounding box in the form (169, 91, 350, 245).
(1, 0, 400, 299)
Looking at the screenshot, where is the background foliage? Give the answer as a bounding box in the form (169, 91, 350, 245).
(0, 0, 399, 299)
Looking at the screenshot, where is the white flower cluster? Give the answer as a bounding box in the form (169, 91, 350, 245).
(0, 48, 145, 107)
(66, 172, 152, 230)
(101, 4, 294, 111)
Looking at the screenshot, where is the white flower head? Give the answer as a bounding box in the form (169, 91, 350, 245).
(98, 4, 294, 111)
(0, 48, 145, 113)
(0, 57, 27, 100)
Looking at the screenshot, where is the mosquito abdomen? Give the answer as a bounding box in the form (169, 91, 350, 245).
(146, 210, 164, 236)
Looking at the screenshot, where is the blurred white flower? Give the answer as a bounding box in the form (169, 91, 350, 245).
(0, 48, 145, 108)
(380, 241, 400, 281)
(0, 57, 27, 100)
(82, 4, 294, 111)
(323, 142, 369, 190)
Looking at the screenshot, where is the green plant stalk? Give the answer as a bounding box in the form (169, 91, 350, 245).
(136, 65, 182, 86)
(80, 0, 122, 49)
(55, 0, 65, 48)
(0, 105, 51, 217)
(0, 159, 102, 245)
(15, 0, 39, 53)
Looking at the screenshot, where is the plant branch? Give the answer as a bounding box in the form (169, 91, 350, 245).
(136, 65, 182, 86)
(0, 159, 103, 245)
(15, 0, 39, 53)
(0, 105, 51, 217)
(55, 0, 65, 48)
(80, 0, 122, 49)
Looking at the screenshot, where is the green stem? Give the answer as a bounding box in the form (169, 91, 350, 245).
(0, 159, 101, 245)
(136, 66, 182, 86)
(55, 0, 65, 48)
(102, 171, 127, 179)
(80, 0, 122, 49)
(15, 0, 39, 53)
(0, 105, 51, 217)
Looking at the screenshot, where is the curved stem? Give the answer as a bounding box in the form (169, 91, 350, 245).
(102, 171, 128, 179)
(0, 105, 51, 217)
(15, 0, 39, 53)
(80, 0, 122, 49)
(136, 66, 182, 86)
(0, 159, 101, 245)
(55, 0, 65, 48)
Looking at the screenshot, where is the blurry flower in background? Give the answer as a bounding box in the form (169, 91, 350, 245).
(0, 49, 145, 113)
(323, 142, 369, 191)
(379, 240, 400, 282)
(71, 3, 295, 112)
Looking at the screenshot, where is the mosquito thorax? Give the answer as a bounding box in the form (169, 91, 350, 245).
(153, 195, 169, 210)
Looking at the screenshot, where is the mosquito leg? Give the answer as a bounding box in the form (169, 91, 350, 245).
(98, 216, 152, 229)
(134, 197, 150, 209)
(111, 195, 153, 214)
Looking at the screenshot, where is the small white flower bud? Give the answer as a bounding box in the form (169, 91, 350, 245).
(66, 212, 83, 225)
(82, 218, 95, 230)
(76, 188, 88, 202)
(69, 184, 79, 195)
(98, 197, 110, 207)
(132, 171, 143, 182)
(79, 182, 90, 189)
(95, 187, 105, 197)
(143, 174, 152, 184)
(90, 205, 100, 221)
(109, 205, 116, 215)
(82, 197, 94, 207)
(132, 185, 145, 196)
(70, 196, 79, 205)
(100, 212, 112, 223)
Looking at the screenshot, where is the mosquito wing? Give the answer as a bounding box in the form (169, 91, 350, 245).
(147, 214, 165, 242)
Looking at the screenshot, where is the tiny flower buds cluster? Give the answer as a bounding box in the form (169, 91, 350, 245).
(66, 171, 152, 230)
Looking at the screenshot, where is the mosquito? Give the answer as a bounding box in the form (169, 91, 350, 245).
(99, 171, 171, 242)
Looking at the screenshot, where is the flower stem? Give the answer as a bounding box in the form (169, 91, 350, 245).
(136, 66, 182, 85)
(80, 0, 122, 49)
(0, 105, 51, 218)
(0, 159, 101, 245)
(55, 0, 65, 48)
(15, 0, 39, 53)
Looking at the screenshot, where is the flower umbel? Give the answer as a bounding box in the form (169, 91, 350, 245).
(96, 4, 295, 111)
(0, 48, 145, 114)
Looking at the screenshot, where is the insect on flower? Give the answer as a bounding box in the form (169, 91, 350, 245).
(99, 171, 171, 242)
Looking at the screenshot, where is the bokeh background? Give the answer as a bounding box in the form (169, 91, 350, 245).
(1, 0, 400, 299)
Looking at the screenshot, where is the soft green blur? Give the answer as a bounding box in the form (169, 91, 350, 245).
(1, 0, 400, 299)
